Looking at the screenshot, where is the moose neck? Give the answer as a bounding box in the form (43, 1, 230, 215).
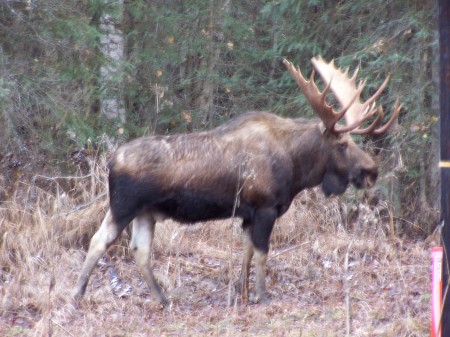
(288, 120, 329, 196)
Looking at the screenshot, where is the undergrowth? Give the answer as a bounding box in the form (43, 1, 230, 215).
(0, 148, 433, 336)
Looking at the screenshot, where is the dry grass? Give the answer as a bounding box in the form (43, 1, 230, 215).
(0, 153, 433, 336)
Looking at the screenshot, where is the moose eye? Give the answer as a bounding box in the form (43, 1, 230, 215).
(338, 142, 348, 151)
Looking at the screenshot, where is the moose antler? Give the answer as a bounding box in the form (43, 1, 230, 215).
(283, 56, 402, 135)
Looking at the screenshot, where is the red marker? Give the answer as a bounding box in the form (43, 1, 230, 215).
(431, 247, 443, 337)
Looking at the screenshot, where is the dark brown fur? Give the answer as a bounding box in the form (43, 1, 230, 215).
(73, 111, 378, 305)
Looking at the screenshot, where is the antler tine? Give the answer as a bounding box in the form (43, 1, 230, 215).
(360, 75, 390, 111)
(321, 74, 333, 104)
(335, 100, 379, 133)
(351, 99, 402, 135)
(334, 83, 367, 131)
(283, 59, 335, 129)
(350, 105, 384, 135)
(342, 76, 390, 134)
(350, 67, 359, 83)
(283, 58, 359, 131)
(370, 99, 403, 135)
(311, 56, 395, 134)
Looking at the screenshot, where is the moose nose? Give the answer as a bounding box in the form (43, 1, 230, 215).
(364, 166, 379, 188)
(352, 165, 378, 189)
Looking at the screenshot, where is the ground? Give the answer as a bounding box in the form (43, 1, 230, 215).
(0, 190, 432, 336)
(0, 154, 435, 336)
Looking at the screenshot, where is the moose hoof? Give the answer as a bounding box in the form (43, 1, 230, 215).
(235, 283, 249, 301)
(161, 298, 171, 308)
(157, 293, 171, 308)
(250, 291, 270, 305)
(71, 289, 83, 303)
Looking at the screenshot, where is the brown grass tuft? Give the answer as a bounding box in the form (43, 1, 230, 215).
(0, 155, 432, 336)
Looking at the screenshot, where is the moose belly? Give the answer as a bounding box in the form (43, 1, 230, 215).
(155, 190, 253, 223)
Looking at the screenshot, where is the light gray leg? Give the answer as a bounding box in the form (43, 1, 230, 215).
(130, 212, 169, 306)
(249, 207, 276, 303)
(254, 248, 268, 303)
(73, 210, 120, 300)
(237, 226, 254, 300)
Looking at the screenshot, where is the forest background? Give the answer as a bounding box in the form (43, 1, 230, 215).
(0, 0, 441, 336)
(0, 0, 440, 235)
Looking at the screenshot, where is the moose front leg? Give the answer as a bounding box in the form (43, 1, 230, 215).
(251, 207, 276, 303)
(254, 249, 269, 302)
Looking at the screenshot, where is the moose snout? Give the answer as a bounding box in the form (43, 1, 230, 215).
(351, 165, 379, 189)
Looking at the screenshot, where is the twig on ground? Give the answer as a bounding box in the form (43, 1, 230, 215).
(32, 173, 102, 183)
(64, 192, 108, 214)
(48, 317, 75, 337)
(268, 242, 310, 261)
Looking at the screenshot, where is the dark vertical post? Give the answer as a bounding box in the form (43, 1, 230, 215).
(439, 0, 450, 335)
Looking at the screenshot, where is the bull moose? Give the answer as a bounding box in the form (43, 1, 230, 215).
(73, 56, 401, 306)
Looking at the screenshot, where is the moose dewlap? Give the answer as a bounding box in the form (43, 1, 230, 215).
(73, 56, 401, 306)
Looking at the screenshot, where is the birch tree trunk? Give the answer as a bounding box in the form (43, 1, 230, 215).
(100, 0, 125, 123)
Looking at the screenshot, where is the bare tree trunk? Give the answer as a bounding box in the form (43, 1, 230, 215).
(415, 41, 440, 230)
(267, 7, 280, 108)
(194, 0, 230, 128)
(429, 37, 441, 210)
(100, 0, 125, 123)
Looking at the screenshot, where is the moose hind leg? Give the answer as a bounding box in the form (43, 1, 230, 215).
(237, 223, 254, 300)
(73, 210, 122, 300)
(130, 212, 169, 306)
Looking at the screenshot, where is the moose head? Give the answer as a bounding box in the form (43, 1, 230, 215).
(283, 57, 402, 196)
